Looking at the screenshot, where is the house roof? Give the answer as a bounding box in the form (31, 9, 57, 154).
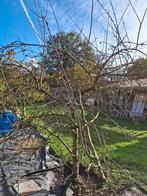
(119, 79, 147, 89)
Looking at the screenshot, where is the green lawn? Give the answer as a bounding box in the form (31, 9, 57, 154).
(25, 104, 147, 188)
(99, 117, 147, 169)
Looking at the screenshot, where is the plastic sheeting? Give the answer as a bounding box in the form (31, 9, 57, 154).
(0, 112, 17, 134)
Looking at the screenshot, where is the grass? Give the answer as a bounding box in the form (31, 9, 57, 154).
(97, 116, 147, 188)
(99, 117, 147, 170)
(25, 104, 147, 188)
(25, 104, 49, 115)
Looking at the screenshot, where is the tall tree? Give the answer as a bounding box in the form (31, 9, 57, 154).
(127, 58, 147, 79)
(43, 31, 96, 72)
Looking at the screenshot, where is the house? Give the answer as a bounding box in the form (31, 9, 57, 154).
(118, 79, 147, 119)
(85, 79, 147, 120)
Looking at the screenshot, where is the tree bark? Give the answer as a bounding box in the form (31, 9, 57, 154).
(72, 127, 79, 181)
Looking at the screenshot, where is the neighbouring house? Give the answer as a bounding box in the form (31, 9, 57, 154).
(117, 78, 147, 119)
(85, 79, 147, 120)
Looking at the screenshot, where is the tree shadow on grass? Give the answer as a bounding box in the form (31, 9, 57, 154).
(111, 135, 147, 172)
(92, 128, 130, 146)
(98, 115, 147, 131)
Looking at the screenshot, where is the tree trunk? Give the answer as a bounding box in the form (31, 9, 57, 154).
(72, 127, 79, 181)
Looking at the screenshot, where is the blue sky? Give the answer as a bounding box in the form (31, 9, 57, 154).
(0, 0, 38, 46)
(0, 0, 104, 59)
(0, 0, 147, 53)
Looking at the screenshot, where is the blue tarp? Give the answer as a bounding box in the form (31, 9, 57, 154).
(0, 112, 18, 134)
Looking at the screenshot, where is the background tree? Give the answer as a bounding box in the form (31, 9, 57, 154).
(43, 31, 96, 72)
(67, 63, 96, 92)
(127, 58, 147, 79)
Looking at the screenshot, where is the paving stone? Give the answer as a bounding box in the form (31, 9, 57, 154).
(118, 185, 146, 196)
(65, 187, 74, 196)
(46, 160, 60, 169)
(14, 180, 41, 195)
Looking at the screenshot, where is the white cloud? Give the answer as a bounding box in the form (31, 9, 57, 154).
(19, 0, 42, 44)
(25, 0, 147, 55)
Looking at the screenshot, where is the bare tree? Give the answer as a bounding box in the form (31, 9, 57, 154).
(0, 0, 147, 193)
